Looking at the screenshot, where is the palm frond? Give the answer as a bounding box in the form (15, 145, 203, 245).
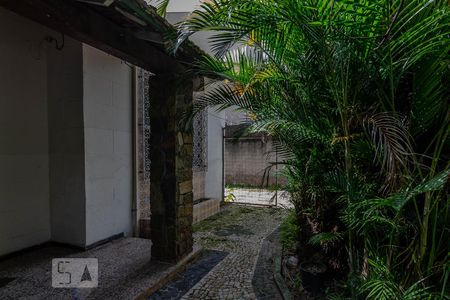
(154, 0, 170, 17)
(309, 232, 344, 246)
(171, 0, 450, 293)
(385, 168, 450, 212)
(359, 258, 435, 300)
(364, 112, 414, 186)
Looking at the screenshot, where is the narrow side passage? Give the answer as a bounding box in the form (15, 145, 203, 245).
(149, 205, 287, 299)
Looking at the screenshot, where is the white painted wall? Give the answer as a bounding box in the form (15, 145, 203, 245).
(0, 9, 135, 254)
(82, 45, 134, 246)
(205, 109, 225, 199)
(166, 0, 201, 12)
(146, 0, 201, 13)
(47, 35, 86, 247)
(0, 8, 51, 255)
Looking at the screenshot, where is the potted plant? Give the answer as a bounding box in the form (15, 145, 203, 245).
(299, 261, 327, 293)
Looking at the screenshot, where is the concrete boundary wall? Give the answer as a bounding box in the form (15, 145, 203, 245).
(224, 137, 287, 187)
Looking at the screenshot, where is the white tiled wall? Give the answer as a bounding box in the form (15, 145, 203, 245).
(0, 9, 136, 255)
(47, 32, 86, 247)
(82, 45, 133, 246)
(0, 8, 53, 256)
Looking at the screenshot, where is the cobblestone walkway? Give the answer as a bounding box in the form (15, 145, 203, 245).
(150, 250, 228, 300)
(252, 228, 283, 300)
(183, 205, 287, 299)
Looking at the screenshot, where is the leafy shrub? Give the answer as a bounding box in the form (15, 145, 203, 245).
(280, 210, 299, 252)
(174, 0, 450, 296)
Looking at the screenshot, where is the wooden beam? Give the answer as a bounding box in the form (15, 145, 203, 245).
(0, 0, 182, 74)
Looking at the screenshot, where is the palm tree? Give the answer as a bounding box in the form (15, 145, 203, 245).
(172, 0, 449, 297)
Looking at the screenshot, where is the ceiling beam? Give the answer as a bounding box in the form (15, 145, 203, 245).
(0, 0, 183, 74)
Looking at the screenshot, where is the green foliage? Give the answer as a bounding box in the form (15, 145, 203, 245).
(309, 232, 344, 246)
(172, 0, 450, 297)
(224, 188, 236, 203)
(384, 169, 450, 212)
(280, 210, 299, 252)
(153, 0, 170, 17)
(358, 259, 436, 300)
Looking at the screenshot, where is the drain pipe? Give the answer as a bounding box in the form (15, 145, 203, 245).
(131, 66, 139, 237)
(222, 126, 225, 203)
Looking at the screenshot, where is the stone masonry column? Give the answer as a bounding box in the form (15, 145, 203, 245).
(149, 74, 194, 262)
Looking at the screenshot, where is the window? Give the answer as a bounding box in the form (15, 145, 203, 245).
(192, 106, 208, 172)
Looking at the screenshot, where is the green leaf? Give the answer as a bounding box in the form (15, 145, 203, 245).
(387, 169, 450, 211)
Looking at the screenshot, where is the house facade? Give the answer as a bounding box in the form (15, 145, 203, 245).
(0, 0, 200, 262)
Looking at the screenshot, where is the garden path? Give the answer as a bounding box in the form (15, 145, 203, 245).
(150, 205, 287, 300)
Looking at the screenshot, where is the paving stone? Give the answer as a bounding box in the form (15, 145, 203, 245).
(149, 250, 228, 300)
(181, 205, 287, 300)
(252, 228, 283, 300)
